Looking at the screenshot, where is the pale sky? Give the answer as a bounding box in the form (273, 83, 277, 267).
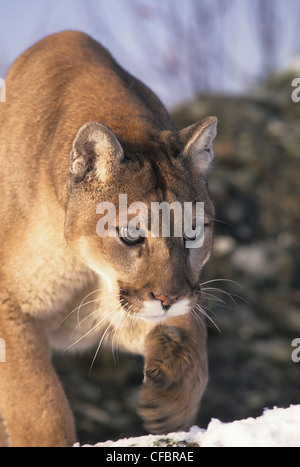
(0, 0, 299, 107)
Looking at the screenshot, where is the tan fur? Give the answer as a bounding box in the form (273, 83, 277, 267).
(0, 31, 217, 446)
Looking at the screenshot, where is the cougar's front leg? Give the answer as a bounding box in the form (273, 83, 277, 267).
(139, 314, 208, 434)
(0, 303, 75, 447)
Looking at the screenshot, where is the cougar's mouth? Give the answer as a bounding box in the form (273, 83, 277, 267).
(138, 298, 190, 323)
(119, 289, 190, 324)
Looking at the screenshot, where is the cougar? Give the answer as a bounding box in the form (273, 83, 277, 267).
(0, 31, 217, 447)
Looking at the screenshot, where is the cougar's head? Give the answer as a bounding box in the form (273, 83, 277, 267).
(65, 118, 217, 324)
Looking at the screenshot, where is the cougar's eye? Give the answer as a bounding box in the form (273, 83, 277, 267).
(119, 226, 144, 245)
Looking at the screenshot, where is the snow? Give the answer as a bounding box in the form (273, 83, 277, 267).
(76, 405, 300, 447)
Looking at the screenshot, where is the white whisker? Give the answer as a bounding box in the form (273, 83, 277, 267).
(76, 288, 104, 325)
(195, 304, 221, 333)
(190, 308, 205, 328)
(70, 298, 124, 343)
(55, 288, 120, 330)
(54, 298, 100, 330)
(111, 307, 127, 363)
(200, 290, 228, 306)
(200, 278, 243, 290)
(201, 287, 245, 311)
(200, 291, 234, 312)
(63, 305, 118, 353)
(76, 293, 121, 324)
(89, 307, 123, 374)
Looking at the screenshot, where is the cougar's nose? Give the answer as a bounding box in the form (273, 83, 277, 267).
(154, 294, 186, 307)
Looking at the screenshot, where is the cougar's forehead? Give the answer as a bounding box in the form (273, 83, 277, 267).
(110, 154, 197, 205)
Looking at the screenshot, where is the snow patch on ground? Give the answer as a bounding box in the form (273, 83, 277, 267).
(77, 405, 300, 447)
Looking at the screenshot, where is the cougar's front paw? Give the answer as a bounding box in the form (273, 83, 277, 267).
(138, 358, 196, 434)
(138, 324, 207, 434)
(139, 361, 182, 433)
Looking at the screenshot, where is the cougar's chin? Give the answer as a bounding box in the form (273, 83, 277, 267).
(137, 298, 190, 324)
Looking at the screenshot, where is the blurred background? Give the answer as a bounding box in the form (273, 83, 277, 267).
(1, 0, 299, 444)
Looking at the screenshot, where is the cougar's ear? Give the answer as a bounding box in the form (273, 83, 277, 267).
(70, 122, 124, 183)
(178, 116, 217, 174)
